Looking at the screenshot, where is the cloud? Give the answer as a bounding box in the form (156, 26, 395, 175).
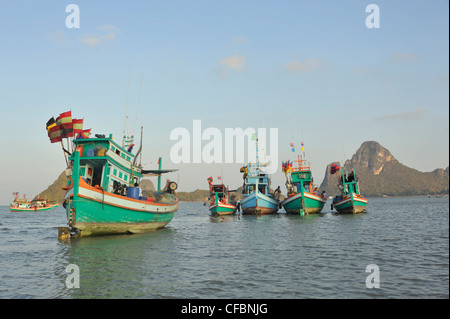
(391, 52, 419, 63)
(80, 35, 102, 46)
(80, 25, 120, 47)
(220, 54, 246, 70)
(230, 37, 248, 45)
(47, 30, 68, 44)
(283, 59, 323, 73)
(375, 108, 427, 122)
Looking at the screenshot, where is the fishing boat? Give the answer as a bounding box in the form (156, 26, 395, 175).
(10, 193, 56, 212)
(207, 177, 237, 215)
(239, 164, 279, 215)
(47, 111, 179, 238)
(239, 136, 279, 215)
(61, 134, 179, 237)
(280, 155, 327, 215)
(330, 163, 368, 214)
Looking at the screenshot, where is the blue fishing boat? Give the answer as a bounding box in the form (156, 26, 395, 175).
(239, 139, 280, 215)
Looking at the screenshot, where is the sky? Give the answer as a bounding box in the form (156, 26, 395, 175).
(0, 0, 448, 205)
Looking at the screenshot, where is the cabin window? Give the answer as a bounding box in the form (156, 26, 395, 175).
(258, 186, 266, 194)
(113, 169, 117, 176)
(126, 156, 131, 161)
(121, 153, 126, 159)
(119, 172, 123, 179)
(116, 149, 120, 156)
(111, 146, 116, 151)
(124, 174, 128, 181)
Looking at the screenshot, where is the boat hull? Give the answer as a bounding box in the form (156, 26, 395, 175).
(66, 178, 178, 237)
(332, 194, 368, 214)
(281, 192, 326, 214)
(209, 203, 237, 215)
(240, 191, 279, 215)
(10, 205, 54, 212)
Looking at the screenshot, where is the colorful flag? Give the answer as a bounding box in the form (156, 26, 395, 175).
(301, 142, 304, 152)
(46, 117, 56, 132)
(80, 128, 91, 139)
(72, 119, 83, 134)
(217, 176, 222, 180)
(290, 143, 294, 147)
(251, 133, 257, 141)
(56, 111, 73, 138)
(49, 124, 63, 143)
(207, 176, 213, 183)
(330, 163, 340, 174)
(56, 111, 72, 125)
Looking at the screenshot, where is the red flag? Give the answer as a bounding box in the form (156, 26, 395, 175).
(49, 124, 63, 143)
(72, 118, 83, 134)
(80, 128, 91, 139)
(56, 111, 72, 124)
(56, 111, 73, 138)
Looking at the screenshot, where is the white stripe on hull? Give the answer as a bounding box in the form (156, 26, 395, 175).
(78, 186, 178, 213)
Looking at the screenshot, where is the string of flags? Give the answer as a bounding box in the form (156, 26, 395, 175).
(289, 141, 305, 152)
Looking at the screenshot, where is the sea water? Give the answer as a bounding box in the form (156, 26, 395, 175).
(0, 196, 448, 298)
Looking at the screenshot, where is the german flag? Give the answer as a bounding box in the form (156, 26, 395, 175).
(46, 117, 56, 132)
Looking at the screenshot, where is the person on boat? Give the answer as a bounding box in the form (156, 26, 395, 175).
(314, 188, 320, 196)
(321, 191, 327, 199)
(274, 186, 281, 199)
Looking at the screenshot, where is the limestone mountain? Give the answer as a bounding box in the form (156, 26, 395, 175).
(35, 170, 69, 203)
(320, 141, 449, 197)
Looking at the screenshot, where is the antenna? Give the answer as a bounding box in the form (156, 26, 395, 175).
(123, 65, 131, 148)
(134, 72, 143, 137)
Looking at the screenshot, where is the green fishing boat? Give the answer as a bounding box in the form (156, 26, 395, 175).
(280, 155, 327, 215)
(207, 177, 237, 215)
(330, 163, 368, 214)
(47, 111, 179, 238)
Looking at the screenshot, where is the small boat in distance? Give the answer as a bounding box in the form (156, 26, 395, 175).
(10, 193, 56, 212)
(330, 163, 368, 214)
(280, 155, 327, 215)
(207, 177, 237, 215)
